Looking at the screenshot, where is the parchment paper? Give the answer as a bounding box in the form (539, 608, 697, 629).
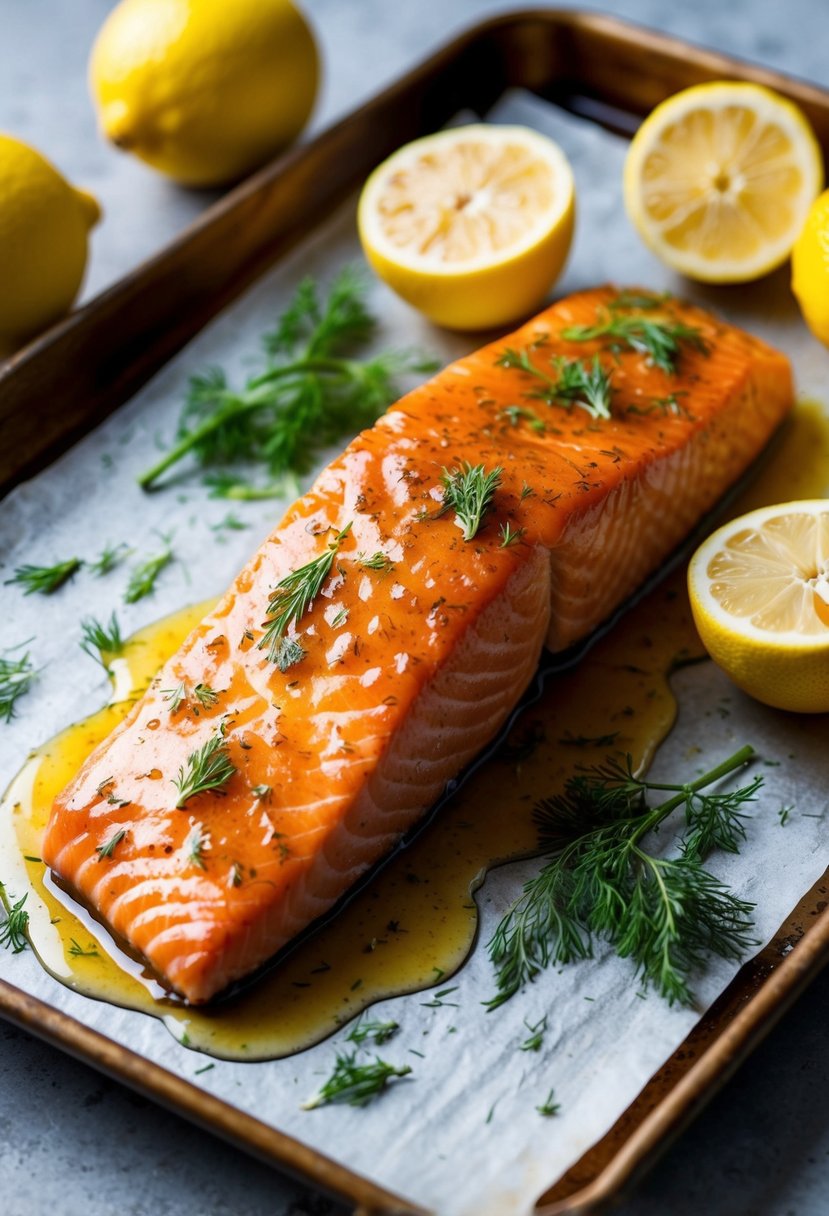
(1, 91, 829, 1216)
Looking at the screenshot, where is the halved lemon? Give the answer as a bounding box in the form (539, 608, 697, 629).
(357, 125, 575, 330)
(688, 501, 829, 713)
(624, 82, 823, 283)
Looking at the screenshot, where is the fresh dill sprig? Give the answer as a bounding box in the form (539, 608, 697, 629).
(68, 938, 99, 958)
(520, 1015, 547, 1052)
(185, 821, 210, 869)
(96, 829, 127, 861)
(6, 557, 82, 595)
(124, 544, 174, 603)
(498, 522, 525, 548)
(0, 893, 29, 952)
(346, 1017, 400, 1047)
(173, 733, 236, 808)
(193, 683, 219, 709)
(274, 637, 307, 672)
(89, 543, 130, 576)
(439, 463, 502, 542)
(498, 404, 546, 433)
(496, 349, 613, 420)
(80, 613, 124, 665)
(259, 523, 352, 663)
(357, 551, 395, 572)
(487, 746, 760, 1010)
(302, 1051, 411, 1109)
(0, 646, 36, 723)
(162, 682, 187, 713)
(548, 355, 613, 419)
(536, 1088, 561, 1116)
(162, 682, 220, 715)
(138, 269, 437, 493)
(561, 309, 709, 375)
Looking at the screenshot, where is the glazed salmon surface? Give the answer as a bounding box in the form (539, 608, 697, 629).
(42, 287, 793, 1002)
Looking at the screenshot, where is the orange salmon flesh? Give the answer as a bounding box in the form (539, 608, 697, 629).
(42, 287, 793, 1002)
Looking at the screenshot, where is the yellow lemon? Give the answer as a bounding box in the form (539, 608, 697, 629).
(90, 0, 318, 187)
(792, 188, 829, 347)
(357, 125, 575, 330)
(688, 501, 829, 713)
(624, 82, 823, 283)
(0, 134, 100, 355)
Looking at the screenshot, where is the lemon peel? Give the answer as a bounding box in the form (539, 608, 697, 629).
(0, 134, 99, 354)
(89, 0, 318, 187)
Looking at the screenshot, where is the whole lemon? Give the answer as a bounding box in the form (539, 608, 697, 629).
(792, 189, 829, 348)
(0, 134, 100, 355)
(89, 0, 318, 187)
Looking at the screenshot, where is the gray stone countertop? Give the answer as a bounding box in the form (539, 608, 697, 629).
(1, 1, 828, 1213)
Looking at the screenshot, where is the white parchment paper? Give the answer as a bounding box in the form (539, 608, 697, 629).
(1, 91, 829, 1216)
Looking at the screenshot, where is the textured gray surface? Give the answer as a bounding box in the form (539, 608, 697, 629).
(2, 1, 829, 1213)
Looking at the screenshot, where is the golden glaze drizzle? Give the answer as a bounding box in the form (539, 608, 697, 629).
(2, 399, 827, 1061)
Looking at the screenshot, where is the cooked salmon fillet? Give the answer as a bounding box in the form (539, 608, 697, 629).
(42, 287, 793, 1002)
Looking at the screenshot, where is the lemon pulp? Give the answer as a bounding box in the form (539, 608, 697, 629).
(689, 501, 829, 712)
(624, 82, 823, 283)
(358, 125, 575, 330)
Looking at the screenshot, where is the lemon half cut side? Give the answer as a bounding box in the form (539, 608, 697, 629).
(624, 82, 823, 283)
(358, 125, 575, 330)
(688, 500, 829, 713)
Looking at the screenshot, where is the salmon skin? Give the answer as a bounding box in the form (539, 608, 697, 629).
(42, 287, 793, 1003)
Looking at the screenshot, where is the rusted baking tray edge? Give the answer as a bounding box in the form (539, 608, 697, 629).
(2, 9, 829, 1216)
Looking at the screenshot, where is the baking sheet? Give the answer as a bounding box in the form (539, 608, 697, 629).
(1, 88, 829, 1216)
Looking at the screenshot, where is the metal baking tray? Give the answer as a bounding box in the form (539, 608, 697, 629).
(3, 10, 829, 1214)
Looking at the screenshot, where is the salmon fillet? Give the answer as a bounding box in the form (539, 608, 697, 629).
(42, 287, 793, 1002)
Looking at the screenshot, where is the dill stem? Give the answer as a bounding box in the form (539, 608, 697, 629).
(628, 744, 756, 847)
(138, 357, 355, 490)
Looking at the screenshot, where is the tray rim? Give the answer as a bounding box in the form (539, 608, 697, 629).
(3, 8, 829, 1215)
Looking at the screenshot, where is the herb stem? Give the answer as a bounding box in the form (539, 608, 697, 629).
(628, 744, 756, 846)
(139, 359, 369, 490)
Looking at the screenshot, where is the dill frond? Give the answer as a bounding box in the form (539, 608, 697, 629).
(302, 1051, 411, 1109)
(6, 557, 82, 595)
(439, 463, 502, 542)
(173, 734, 236, 808)
(488, 746, 760, 1009)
